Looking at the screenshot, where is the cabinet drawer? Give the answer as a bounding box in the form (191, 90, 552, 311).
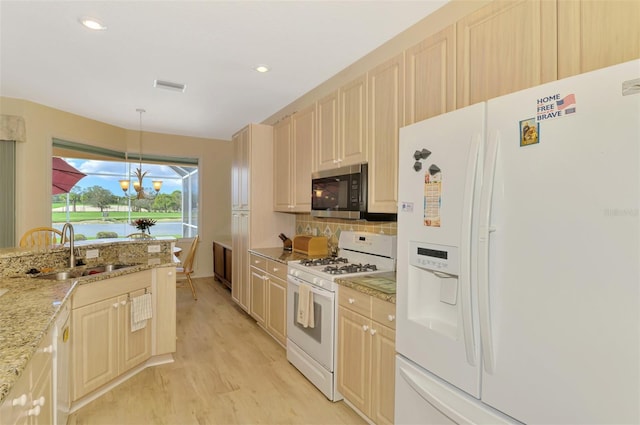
(73, 270, 152, 308)
(267, 259, 287, 280)
(372, 297, 396, 330)
(249, 254, 267, 272)
(339, 286, 372, 317)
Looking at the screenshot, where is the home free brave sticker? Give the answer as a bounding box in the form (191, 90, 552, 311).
(536, 93, 577, 122)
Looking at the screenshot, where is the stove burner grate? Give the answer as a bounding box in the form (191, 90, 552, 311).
(322, 263, 378, 275)
(299, 257, 349, 267)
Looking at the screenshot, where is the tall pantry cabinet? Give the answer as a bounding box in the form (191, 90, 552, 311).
(231, 123, 295, 312)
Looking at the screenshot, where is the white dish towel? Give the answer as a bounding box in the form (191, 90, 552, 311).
(296, 283, 315, 328)
(131, 292, 153, 332)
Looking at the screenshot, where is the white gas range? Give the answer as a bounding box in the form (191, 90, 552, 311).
(286, 231, 397, 401)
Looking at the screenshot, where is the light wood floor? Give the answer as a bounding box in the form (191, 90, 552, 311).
(68, 277, 365, 425)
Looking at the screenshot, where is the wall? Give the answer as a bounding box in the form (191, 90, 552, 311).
(0, 97, 232, 278)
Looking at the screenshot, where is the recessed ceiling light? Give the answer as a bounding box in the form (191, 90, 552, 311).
(154, 79, 187, 93)
(79, 16, 107, 31)
(254, 65, 270, 73)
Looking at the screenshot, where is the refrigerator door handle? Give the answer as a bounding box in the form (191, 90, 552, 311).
(460, 133, 482, 367)
(398, 365, 471, 424)
(478, 132, 499, 374)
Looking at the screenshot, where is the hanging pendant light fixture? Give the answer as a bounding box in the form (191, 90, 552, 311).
(119, 108, 162, 199)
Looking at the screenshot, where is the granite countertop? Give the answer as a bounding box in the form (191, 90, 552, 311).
(249, 247, 313, 264)
(0, 262, 174, 404)
(336, 271, 397, 304)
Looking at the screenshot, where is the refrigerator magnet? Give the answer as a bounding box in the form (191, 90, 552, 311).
(520, 118, 539, 147)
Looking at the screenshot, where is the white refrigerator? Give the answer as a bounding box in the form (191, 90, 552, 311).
(395, 59, 640, 424)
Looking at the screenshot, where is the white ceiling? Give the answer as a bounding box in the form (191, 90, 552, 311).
(0, 1, 447, 140)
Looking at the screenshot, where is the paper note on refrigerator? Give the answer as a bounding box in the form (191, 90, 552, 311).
(424, 171, 441, 227)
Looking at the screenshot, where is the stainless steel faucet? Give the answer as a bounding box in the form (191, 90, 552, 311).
(61, 223, 75, 268)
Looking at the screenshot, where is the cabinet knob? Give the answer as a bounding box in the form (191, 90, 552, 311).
(370, 329, 377, 336)
(27, 405, 41, 417)
(362, 325, 369, 332)
(113, 302, 119, 309)
(12, 394, 27, 407)
(388, 314, 396, 322)
(120, 300, 127, 306)
(40, 344, 54, 354)
(272, 267, 279, 272)
(168, 271, 173, 276)
(32, 396, 45, 407)
(348, 298, 355, 304)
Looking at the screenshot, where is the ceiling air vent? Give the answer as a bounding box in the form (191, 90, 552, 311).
(153, 79, 186, 93)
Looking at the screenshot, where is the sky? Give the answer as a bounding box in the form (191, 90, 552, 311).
(61, 158, 185, 196)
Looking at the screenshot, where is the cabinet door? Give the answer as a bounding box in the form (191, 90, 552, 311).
(231, 213, 248, 310)
(370, 324, 396, 425)
(291, 104, 314, 211)
(224, 247, 233, 285)
(120, 290, 152, 373)
(213, 242, 225, 281)
(232, 126, 250, 210)
(456, 0, 557, 107)
(273, 116, 293, 212)
(72, 297, 119, 400)
(266, 275, 287, 346)
(337, 306, 371, 416)
(250, 268, 267, 326)
(367, 53, 403, 214)
(557, 0, 640, 78)
(231, 129, 247, 210)
(340, 74, 368, 166)
(154, 267, 176, 355)
(30, 349, 53, 425)
(405, 24, 456, 124)
(315, 90, 339, 171)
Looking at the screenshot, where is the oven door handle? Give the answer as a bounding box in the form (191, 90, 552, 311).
(288, 276, 335, 299)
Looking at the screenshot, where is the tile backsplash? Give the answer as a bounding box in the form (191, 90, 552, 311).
(295, 214, 397, 247)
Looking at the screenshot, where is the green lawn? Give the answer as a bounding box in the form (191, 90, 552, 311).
(52, 210, 181, 223)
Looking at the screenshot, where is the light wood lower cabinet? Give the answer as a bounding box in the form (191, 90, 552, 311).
(0, 324, 54, 425)
(71, 271, 154, 401)
(338, 286, 396, 425)
(248, 253, 287, 346)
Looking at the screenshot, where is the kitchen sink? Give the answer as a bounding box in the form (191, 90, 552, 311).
(35, 264, 136, 281)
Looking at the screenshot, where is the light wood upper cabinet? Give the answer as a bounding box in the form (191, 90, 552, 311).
(274, 105, 314, 212)
(405, 24, 456, 125)
(367, 53, 404, 214)
(557, 0, 640, 79)
(339, 74, 368, 167)
(315, 90, 340, 172)
(231, 126, 250, 210)
(273, 116, 293, 211)
(456, 0, 557, 107)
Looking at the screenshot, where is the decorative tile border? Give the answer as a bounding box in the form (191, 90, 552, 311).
(294, 214, 397, 246)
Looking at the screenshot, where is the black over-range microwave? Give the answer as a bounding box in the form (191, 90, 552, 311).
(311, 163, 397, 221)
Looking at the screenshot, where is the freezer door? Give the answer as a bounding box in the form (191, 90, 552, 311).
(479, 60, 640, 423)
(397, 103, 485, 398)
(395, 355, 518, 425)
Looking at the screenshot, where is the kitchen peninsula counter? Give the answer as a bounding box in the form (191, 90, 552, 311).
(0, 237, 176, 404)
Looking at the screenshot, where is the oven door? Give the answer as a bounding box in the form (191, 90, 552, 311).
(287, 274, 336, 372)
